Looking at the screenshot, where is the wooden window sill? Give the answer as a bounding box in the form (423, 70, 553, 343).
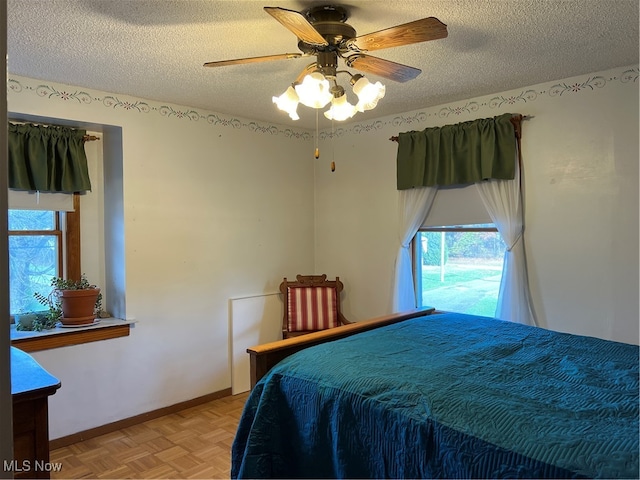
(10, 318, 135, 352)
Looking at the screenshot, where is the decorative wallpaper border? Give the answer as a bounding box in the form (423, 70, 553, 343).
(7, 77, 314, 141)
(319, 66, 639, 140)
(7, 66, 638, 141)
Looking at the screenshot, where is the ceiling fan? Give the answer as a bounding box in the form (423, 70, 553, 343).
(204, 5, 448, 121)
(204, 5, 447, 82)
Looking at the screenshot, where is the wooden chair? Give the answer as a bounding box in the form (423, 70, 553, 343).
(280, 274, 350, 339)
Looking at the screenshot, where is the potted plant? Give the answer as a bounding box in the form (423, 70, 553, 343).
(34, 274, 103, 326)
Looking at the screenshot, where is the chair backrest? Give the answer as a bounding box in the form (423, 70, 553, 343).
(280, 274, 344, 334)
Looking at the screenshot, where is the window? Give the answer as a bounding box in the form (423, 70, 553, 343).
(8, 209, 63, 314)
(414, 224, 505, 317)
(8, 198, 133, 352)
(8, 193, 81, 317)
(7, 126, 132, 351)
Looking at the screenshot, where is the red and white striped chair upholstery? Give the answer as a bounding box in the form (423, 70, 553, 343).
(280, 274, 349, 338)
(287, 286, 338, 332)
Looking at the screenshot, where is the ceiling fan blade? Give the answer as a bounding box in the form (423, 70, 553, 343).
(203, 53, 303, 67)
(346, 54, 422, 83)
(347, 17, 447, 52)
(264, 7, 328, 47)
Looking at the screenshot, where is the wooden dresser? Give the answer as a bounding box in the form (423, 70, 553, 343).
(11, 347, 61, 479)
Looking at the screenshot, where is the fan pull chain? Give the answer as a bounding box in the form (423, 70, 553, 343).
(314, 109, 320, 159)
(331, 119, 336, 172)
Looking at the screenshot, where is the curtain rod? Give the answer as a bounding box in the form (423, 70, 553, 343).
(9, 120, 101, 142)
(388, 115, 534, 142)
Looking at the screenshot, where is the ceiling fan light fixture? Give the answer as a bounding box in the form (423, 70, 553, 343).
(205, 6, 449, 124)
(294, 72, 333, 108)
(324, 92, 357, 121)
(272, 85, 300, 120)
(351, 75, 386, 112)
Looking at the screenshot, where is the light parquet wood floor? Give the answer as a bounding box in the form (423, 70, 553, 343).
(50, 392, 249, 479)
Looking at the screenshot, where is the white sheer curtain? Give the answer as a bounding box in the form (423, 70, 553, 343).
(475, 152, 536, 326)
(392, 187, 438, 312)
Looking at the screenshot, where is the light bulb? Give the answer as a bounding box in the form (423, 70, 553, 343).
(294, 73, 332, 109)
(324, 93, 357, 121)
(272, 86, 300, 120)
(352, 76, 385, 112)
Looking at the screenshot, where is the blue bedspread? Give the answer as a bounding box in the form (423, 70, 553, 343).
(232, 313, 639, 479)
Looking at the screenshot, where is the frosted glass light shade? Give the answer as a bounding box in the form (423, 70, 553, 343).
(324, 94, 357, 121)
(294, 73, 332, 108)
(352, 76, 385, 112)
(272, 86, 300, 120)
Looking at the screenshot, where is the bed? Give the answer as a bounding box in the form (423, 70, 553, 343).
(232, 310, 639, 479)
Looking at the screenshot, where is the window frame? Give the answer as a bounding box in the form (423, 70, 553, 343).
(8, 209, 63, 277)
(8, 193, 81, 316)
(412, 224, 501, 309)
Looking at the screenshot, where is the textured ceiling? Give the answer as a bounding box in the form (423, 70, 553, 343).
(7, 0, 639, 130)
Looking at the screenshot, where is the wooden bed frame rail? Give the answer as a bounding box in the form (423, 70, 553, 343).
(248, 307, 435, 387)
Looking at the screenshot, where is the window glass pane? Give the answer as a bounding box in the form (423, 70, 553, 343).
(8, 210, 56, 231)
(9, 235, 58, 314)
(417, 229, 505, 317)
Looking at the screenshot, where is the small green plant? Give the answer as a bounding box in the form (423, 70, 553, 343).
(29, 274, 103, 331)
(15, 311, 58, 332)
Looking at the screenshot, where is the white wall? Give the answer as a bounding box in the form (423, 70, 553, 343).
(314, 65, 639, 345)
(8, 76, 316, 438)
(7, 64, 638, 440)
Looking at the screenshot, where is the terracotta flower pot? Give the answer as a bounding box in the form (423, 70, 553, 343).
(58, 288, 100, 325)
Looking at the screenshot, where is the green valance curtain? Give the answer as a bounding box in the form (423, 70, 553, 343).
(396, 113, 517, 190)
(8, 123, 92, 193)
